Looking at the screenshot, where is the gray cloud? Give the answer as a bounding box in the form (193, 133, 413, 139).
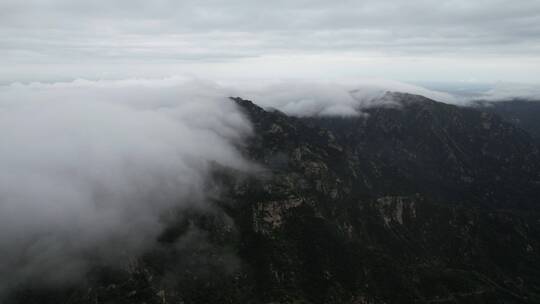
(479, 82, 540, 101)
(0, 77, 253, 294)
(1, 0, 540, 83)
(242, 79, 459, 116)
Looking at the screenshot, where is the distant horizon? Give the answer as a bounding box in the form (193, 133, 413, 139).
(2, 76, 539, 103)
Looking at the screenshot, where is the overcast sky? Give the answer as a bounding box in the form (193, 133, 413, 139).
(1, 0, 540, 84)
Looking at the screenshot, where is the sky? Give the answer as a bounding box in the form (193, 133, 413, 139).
(2, 0, 540, 85)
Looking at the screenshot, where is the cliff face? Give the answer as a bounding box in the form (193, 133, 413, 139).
(8, 94, 540, 304)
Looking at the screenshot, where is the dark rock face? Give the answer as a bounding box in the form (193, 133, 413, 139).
(474, 99, 540, 141)
(7, 94, 540, 304)
(300, 94, 540, 209)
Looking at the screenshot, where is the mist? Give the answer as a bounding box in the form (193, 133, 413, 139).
(478, 82, 540, 101)
(240, 79, 459, 116)
(0, 77, 253, 293)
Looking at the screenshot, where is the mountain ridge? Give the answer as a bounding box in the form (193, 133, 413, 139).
(7, 93, 540, 304)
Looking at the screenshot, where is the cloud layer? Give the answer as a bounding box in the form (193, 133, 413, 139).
(1, 0, 540, 83)
(3, 0, 540, 58)
(0, 77, 252, 292)
(478, 82, 540, 101)
(242, 79, 458, 116)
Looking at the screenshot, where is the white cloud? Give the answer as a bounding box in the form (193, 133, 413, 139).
(0, 77, 253, 292)
(479, 82, 540, 101)
(1, 0, 540, 83)
(240, 79, 459, 116)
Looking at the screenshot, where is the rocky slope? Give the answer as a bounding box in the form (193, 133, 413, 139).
(474, 99, 540, 141)
(8, 93, 540, 304)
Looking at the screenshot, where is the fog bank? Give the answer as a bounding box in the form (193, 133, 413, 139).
(240, 79, 458, 116)
(0, 77, 252, 292)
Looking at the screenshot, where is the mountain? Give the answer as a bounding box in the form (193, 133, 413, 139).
(473, 99, 540, 141)
(8, 93, 540, 304)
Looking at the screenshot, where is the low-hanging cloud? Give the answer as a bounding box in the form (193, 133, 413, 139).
(0, 77, 254, 293)
(240, 79, 458, 116)
(477, 82, 540, 101)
